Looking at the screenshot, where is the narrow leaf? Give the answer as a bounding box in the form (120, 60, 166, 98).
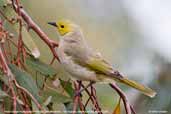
(22, 27, 40, 58)
(26, 57, 57, 77)
(9, 64, 41, 103)
(32, 100, 41, 114)
(59, 79, 75, 97)
(41, 89, 71, 104)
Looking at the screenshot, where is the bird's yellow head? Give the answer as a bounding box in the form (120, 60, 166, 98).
(48, 20, 77, 36)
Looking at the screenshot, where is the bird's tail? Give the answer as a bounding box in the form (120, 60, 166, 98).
(109, 73, 156, 98)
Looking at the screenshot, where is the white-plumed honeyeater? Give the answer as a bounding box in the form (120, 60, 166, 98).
(48, 20, 156, 98)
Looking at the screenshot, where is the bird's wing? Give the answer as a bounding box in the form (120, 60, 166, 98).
(85, 53, 157, 98)
(69, 51, 156, 97)
(85, 53, 115, 75)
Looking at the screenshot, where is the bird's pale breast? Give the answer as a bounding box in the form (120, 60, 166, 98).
(57, 39, 97, 81)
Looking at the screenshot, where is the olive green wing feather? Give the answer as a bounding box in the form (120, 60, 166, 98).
(85, 54, 114, 75)
(85, 54, 156, 98)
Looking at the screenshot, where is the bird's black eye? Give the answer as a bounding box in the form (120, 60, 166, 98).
(60, 25, 64, 28)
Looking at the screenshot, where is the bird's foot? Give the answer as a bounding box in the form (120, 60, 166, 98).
(74, 90, 82, 97)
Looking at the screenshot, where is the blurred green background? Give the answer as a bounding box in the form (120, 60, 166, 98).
(19, 0, 171, 113)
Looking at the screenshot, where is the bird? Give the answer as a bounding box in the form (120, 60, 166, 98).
(48, 19, 156, 98)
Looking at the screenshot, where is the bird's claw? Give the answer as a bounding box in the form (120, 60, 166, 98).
(74, 90, 82, 97)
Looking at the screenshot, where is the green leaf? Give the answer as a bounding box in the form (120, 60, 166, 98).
(41, 89, 71, 104)
(59, 79, 75, 97)
(9, 64, 41, 103)
(26, 57, 57, 77)
(21, 27, 40, 58)
(31, 100, 41, 114)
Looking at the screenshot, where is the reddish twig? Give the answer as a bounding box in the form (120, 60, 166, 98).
(0, 44, 44, 112)
(130, 105, 136, 114)
(72, 81, 86, 114)
(78, 97, 85, 114)
(80, 83, 102, 114)
(13, 79, 44, 111)
(1, 44, 9, 63)
(0, 45, 13, 77)
(8, 80, 17, 114)
(90, 84, 102, 114)
(109, 83, 132, 114)
(0, 45, 16, 113)
(13, 0, 25, 67)
(50, 56, 56, 65)
(76, 81, 86, 114)
(72, 82, 80, 114)
(20, 90, 31, 112)
(12, 2, 59, 61)
(84, 97, 91, 108)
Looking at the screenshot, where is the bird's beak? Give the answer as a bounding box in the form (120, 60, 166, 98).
(48, 22, 58, 28)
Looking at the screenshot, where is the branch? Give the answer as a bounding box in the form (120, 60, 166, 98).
(109, 83, 132, 114)
(0, 44, 44, 112)
(13, 79, 44, 111)
(14, 0, 24, 66)
(0, 45, 13, 78)
(0, 45, 16, 113)
(76, 81, 86, 114)
(80, 83, 102, 114)
(12, 1, 59, 61)
(72, 81, 86, 114)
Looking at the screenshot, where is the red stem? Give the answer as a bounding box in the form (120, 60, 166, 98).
(72, 82, 80, 114)
(12, 2, 59, 61)
(0, 45, 17, 114)
(109, 83, 132, 114)
(80, 83, 102, 114)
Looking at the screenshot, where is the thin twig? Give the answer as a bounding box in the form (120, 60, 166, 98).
(80, 83, 102, 114)
(130, 105, 136, 114)
(1, 44, 9, 63)
(0, 44, 44, 112)
(9, 80, 17, 114)
(13, 79, 44, 111)
(77, 81, 86, 114)
(90, 84, 102, 114)
(12, 2, 59, 61)
(50, 56, 56, 65)
(109, 83, 132, 114)
(0, 45, 16, 113)
(84, 97, 91, 108)
(72, 82, 80, 114)
(14, 0, 24, 66)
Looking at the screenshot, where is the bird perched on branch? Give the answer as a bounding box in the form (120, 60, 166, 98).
(48, 19, 156, 98)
